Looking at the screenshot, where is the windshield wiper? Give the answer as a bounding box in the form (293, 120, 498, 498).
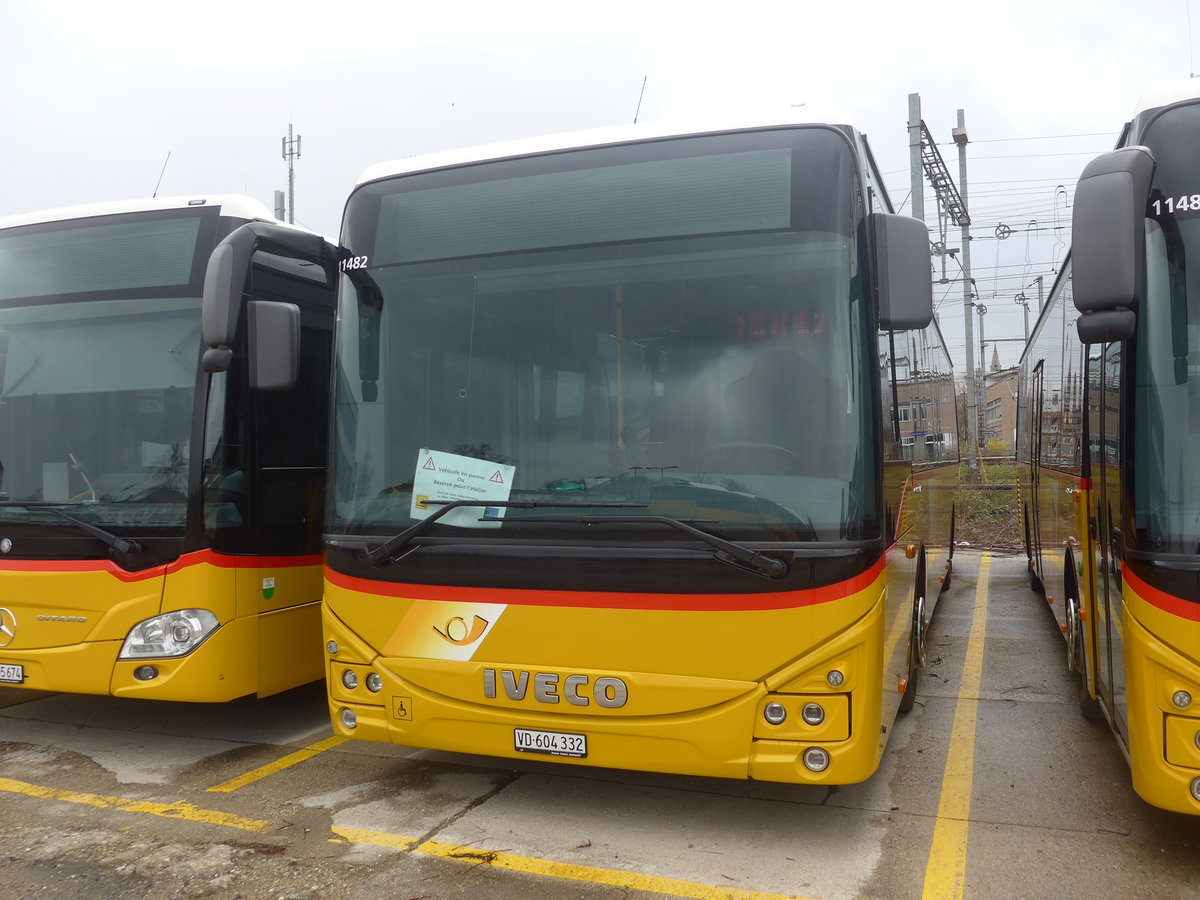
(357, 500, 649, 566)
(0, 501, 142, 555)
(513, 513, 789, 578)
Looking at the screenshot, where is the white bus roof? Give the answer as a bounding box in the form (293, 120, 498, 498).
(0, 194, 277, 231)
(357, 105, 860, 187)
(1134, 78, 1200, 117)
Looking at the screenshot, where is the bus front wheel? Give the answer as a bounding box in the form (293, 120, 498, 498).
(899, 563, 927, 714)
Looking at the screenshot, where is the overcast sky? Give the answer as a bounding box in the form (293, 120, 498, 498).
(1, 0, 1195, 369)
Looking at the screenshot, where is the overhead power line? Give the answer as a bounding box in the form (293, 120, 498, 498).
(966, 150, 1110, 161)
(947, 131, 1117, 144)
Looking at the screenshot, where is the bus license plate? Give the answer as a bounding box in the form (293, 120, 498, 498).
(514, 728, 587, 758)
(0, 664, 23, 684)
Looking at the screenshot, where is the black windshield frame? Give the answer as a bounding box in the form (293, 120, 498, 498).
(328, 126, 885, 592)
(0, 207, 224, 553)
(1126, 101, 1200, 559)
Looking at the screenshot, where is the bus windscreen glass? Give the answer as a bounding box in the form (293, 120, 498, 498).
(332, 127, 878, 544)
(0, 211, 211, 533)
(1133, 102, 1200, 555)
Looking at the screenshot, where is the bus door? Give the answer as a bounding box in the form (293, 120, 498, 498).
(1088, 342, 1128, 738)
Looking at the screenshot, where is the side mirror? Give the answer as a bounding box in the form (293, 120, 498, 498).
(873, 212, 933, 331)
(201, 221, 335, 373)
(247, 300, 300, 390)
(1072, 146, 1156, 343)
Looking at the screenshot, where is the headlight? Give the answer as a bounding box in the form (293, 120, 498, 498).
(119, 609, 219, 659)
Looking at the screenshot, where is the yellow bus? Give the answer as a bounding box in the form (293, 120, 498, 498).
(1019, 79, 1200, 813)
(212, 111, 960, 782)
(0, 196, 335, 701)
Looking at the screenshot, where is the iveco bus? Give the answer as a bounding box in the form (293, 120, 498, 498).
(208, 111, 959, 783)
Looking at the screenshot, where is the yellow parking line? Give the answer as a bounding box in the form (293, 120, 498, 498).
(921, 553, 991, 900)
(415, 838, 811, 900)
(330, 824, 418, 850)
(0, 776, 269, 832)
(8, 768, 811, 899)
(329, 826, 811, 899)
(207, 735, 348, 793)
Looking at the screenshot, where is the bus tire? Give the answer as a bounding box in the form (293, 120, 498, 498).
(1079, 674, 1102, 721)
(1065, 551, 1102, 721)
(1065, 593, 1082, 675)
(899, 555, 927, 714)
(943, 505, 955, 592)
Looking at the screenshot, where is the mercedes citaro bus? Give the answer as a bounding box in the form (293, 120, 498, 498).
(0, 195, 335, 701)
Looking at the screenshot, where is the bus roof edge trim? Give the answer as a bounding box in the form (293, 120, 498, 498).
(0, 195, 277, 232)
(356, 107, 860, 188)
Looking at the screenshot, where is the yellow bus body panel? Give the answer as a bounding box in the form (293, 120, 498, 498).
(0, 552, 323, 701)
(1121, 576, 1200, 815)
(324, 562, 905, 784)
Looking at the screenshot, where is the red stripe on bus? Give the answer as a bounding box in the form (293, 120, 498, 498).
(0, 550, 322, 582)
(166, 550, 323, 573)
(0, 558, 167, 583)
(324, 557, 887, 612)
(1122, 564, 1200, 622)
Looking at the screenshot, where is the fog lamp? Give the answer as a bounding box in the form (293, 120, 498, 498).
(340, 707, 357, 729)
(1191, 777, 1200, 803)
(803, 747, 830, 772)
(134, 666, 158, 681)
(763, 702, 787, 725)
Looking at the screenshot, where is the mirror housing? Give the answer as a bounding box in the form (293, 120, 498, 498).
(201, 221, 335, 372)
(1071, 146, 1156, 343)
(1076, 308, 1137, 344)
(873, 212, 933, 331)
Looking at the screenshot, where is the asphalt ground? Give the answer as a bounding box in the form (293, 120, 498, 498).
(0, 551, 1197, 900)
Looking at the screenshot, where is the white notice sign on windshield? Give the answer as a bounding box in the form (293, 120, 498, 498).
(410, 448, 515, 528)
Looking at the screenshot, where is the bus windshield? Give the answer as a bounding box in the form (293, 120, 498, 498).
(0, 210, 211, 532)
(332, 127, 878, 544)
(1133, 101, 1200, 555)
